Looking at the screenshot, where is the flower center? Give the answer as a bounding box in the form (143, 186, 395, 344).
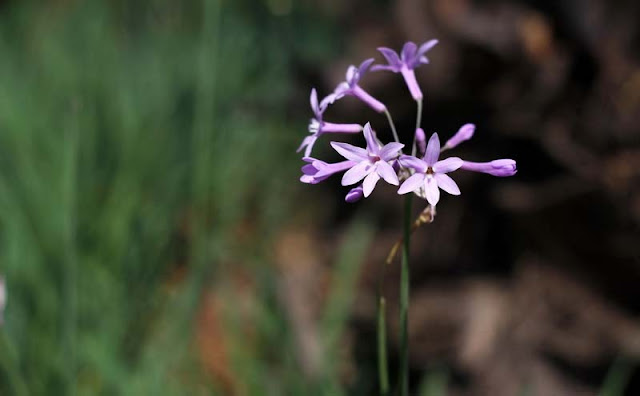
(369, 155, 381, 163)
(426, 166, 434, 175)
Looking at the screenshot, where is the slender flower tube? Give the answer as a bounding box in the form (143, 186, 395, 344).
(331, 123, 404, 197)
(297, 88, 364, 157)
(444, 123, 475, 150)
(460, 159, 517, 177)
(300, 157, 357, 184)
(397, 133, 463, 206)
(415, 127, 426, 157)
(345, 185, 364, 203)
(372, 40, 438, 101)
(331, 59, 387, 113)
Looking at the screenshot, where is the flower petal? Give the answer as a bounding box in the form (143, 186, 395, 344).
(397, 173, 425, 194)
(433, 157, 463, 173)
(363, 172, 381, 197)
(376, 161, 399, 185)
(363, 123, 380, 155)
(358, 58, 375, 76)
(417, 39, 438, 57)
(434, 173, 461, 195)
(310, 88, 319, 115)
(401, 42, 417, 63)
(297, 135, 318, 157)
(424, 133, 441, 165)
(424, 177, 440, 206)
(379, 142, 404, 161)
(377, 47, 402, 68)
(341, 161, 373, 186)
(370, 64, 396, 72)
(398, 155, 428, 173)
(345, 65, 358, 85)
(330, 142, 368, 161)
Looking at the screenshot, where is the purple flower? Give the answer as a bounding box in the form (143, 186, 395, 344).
(444, 123, 475, 150)
(331, 122, 404, 197)
(331, 59, 387, 113)
(298, 89, 364, 157)
(345, 185, 364, 203)
(372, 40, 438, 101)
(460, 159, 517, 177)
(300, 157, 357, 184)
(397, 132, 463, 206)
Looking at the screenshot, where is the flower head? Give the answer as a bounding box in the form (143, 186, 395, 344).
(298, 88, 364, 157)
(330, 59, 386, 113)
(398, 132, 463, 206)
(331, 123, 404, 197)
(372, 40, 438, 100)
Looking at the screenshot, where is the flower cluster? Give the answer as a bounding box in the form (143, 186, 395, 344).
(299, 40, 517, 209)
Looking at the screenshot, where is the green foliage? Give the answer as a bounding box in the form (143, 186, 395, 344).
(0, 0, 355, 394)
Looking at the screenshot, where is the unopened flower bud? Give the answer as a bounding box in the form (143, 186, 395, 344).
(444, 123, 475, 150)
(345, 186, 364, 203)
(460, 159, 517, 177)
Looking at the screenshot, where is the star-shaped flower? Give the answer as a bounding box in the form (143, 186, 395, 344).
(297, 88, 363, 157)
(397, 132, 463, 206)
(329, 59, 386, 113)
(372, 40, 438, 101)
(331, 122, 404, 197)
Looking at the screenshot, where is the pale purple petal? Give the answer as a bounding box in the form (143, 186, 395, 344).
(424, 177, 440, 206)
(342, 161, 373, 186)
(363, 123, 380, 155)
(314, 160, 357, 178)
(310, 88, 319, 115)
(298, 135, 318, 157)
(398, 173, 425, 194)
(333, 82, 351, 98)
(424, 133, 441, 165)
(398, 155, 428, 173)
(379, 142, 405, 161)
(362, 172, 381, 197)
(345, 65, 358, 85)
(418, 39, 438, 56)
(376, 161, 399, 185)
(401, 42, 417, 64)
(331, 142, 368, 162)
(377, 47, 402, 69)
(432, 157, 463, 173)
(358, 58, 375, 77)
(434, 173, 461, 195)
(345, 185, 364, 203)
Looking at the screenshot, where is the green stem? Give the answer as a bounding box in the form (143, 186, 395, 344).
(377, 296, 389, 396)
(411, 99, 423, 156)
(399, 194, 413, 396)
(384, 109, 400, 144)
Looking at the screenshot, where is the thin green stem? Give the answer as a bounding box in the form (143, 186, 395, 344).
(377, 296, 389, 396)
(384, 109, 400, 144)
(411, 99, 423, 156)
(399, 194, 413, 396)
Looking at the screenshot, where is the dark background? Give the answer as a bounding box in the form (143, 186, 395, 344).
(0, 0, 638, 395)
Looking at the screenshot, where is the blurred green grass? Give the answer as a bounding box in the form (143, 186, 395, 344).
(0, 1, 370, 394)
